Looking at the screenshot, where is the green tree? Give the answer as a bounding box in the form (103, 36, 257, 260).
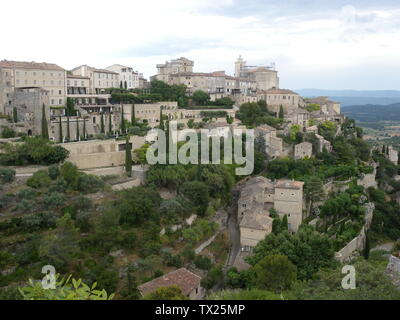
(254, 254, 297, 292)
(66, 116, 71, 141)
(192, 90, 210, 106)
(125, 136, 132, 177)
(76, 119, 80, 141)
(58, 116, 63, 143)
(100, 113, 105, 134)
(278, 105, 284, 119)
(66, 98, 76, 116)
(180, 181, 210, 216)
(142, 285, 188, 300)
(131, 104, 136, 124)
(121, 105, 126, 133)
(38, 213, 79, 271)
(19, 275, 114, 300)
(108, 114, 112, 134)
(82, 117, 86, 140)
(281, 215, 288, 232)
(41, 104, 49, 140)
(13, 107, 18, 123)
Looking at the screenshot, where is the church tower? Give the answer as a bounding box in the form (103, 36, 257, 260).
(235, 55, 245, 78)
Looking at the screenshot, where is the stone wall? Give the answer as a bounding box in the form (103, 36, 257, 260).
(335, 202, 375, 263)
(62, 136, 145, 169)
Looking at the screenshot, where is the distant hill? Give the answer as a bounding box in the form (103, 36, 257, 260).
(342, 103, 400, 122)
(296, 89, 400, 106)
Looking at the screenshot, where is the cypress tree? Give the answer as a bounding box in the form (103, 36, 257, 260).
(109, 113, 112, 134)
(363, 232, 370, 260)
(83, 117, 86, 140)
(131, 105, 136, 125)
(159, 109, 164, 131)
(279, 105, 284, 119)
(12, 107, 18, 123)
(281, 215, 288, 231)
(66, 116, 70, 142)
(121, 105, 126, 133)
(124, 81, 127, 89)
(76, 119, 80, 141)
(59, 116, 63, 143)
(125, 136, 132, 177)
(165, 119, 170, 163)
(100, 113, 105, 134)
(41, 104, 49, 140)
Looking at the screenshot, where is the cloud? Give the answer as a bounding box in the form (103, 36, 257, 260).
(0, 0, 399, 89)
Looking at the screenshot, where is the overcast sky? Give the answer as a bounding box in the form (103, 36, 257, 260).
(1, 0, 400, 90)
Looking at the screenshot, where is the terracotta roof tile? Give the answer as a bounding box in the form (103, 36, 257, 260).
(138, 268, 201, 297)
(0, 60, 65, 71)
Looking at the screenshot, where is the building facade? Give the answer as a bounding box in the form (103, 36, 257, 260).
(0, 60, 66, 112)
(105, 64, 140, 89)
(71, 65, 119, 94)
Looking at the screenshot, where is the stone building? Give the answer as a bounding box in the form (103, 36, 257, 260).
(274, 180, 304, 232)
(71, 65, 119, 94)
(153, 57, 194, 83)
(234, 55, 279, 91)
(138, 268, 204, 300)
(257, 88, 302, 114)
(254, 124, 283, 158)
(238, 176, 304, 250)
(62, 135, 145, 169)
(294, 142, 313, 159)
(306, 96, 341, 115)
(105, 64, 141, 89)
(0, 60, 67, 112)
(315, 133, 332, 152)
(4, 87, 50, 136)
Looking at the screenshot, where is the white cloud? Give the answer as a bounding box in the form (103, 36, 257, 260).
(1, 0, 399, 89)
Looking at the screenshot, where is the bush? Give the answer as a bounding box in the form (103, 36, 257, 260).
(27, 170, 52, 189)
(201, 265, 223, 290)
(17, 188, 38, 201)
(0, 137, 69, 166)
(76, 211, 91, 232)
(194, 255, 212, 270)
(48, 164, 60, 180)
(42, 192, 65, 209)
(0, 168, 15, 184)
(0, 126, 16, 138)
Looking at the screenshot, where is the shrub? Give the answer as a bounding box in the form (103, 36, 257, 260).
(42, 192, 65, 209)
(48, 164, 60, 180)
(0, 168, 16, 184)
(17, 188, 38, 201)
(27, 170, 52, 189)
(194, 255, 212, 270)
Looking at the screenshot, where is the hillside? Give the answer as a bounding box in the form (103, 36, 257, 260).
(342, 103, 400, 122)
(297, 89, 400, 106)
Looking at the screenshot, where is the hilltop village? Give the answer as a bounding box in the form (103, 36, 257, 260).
(1, 56, 400, 300)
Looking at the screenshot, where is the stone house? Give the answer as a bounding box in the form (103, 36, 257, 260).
(238, 176, 304, 250)
(138, 268, 204, 300)
(254, 124, 283, 158)
(294, 142, 313, 159)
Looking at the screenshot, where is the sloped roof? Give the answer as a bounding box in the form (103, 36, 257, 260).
(0, 60, 65, 71)
(240, 213, 273, 230)
(138, 268, 201, 296)
(275, 180, 304, 189)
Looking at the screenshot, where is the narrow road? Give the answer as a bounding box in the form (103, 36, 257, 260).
(225, 187, 241, 269)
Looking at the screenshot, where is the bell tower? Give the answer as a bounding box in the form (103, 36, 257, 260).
(235, 55, 245, 78)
